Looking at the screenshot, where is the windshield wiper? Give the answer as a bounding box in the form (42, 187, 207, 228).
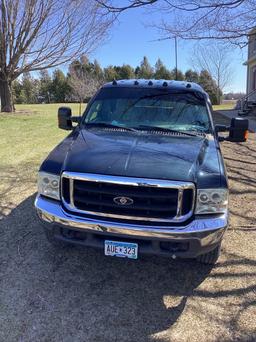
(85, 122, 138, 132)
(134, 125, 204, 137)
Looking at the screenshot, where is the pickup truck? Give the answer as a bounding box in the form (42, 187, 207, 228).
(35, 79, 248, 264)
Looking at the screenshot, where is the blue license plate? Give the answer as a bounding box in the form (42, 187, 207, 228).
(104, 240, 138, 259)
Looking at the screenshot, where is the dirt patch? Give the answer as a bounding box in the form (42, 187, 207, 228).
(0, 116, 255, 342)
(15, 110, 39, 115)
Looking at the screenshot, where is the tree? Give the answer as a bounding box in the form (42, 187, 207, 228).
(224, 92, 245, 100)
(51, 70, 70, 103)
(104, 66, 119, 82)
(191, 43, 233, 104)
(98, 1, 255, 46)
(0, 0, 113, 112)
(118, 65, 135, 79)
(135, 66, 141, 78)
(137, 56, 154, 79)
(199, 70, 219, 105)
(21, 73, 39, 104)
(93, 59, 105, 81)
(154, 59, 172, 79)
(12, 80, 23, 104)
(171, 68, 184, 81)
(68, 58, 102, 113)
(38, 70, 52, 103)
(10, 56, 221, 105)
(185, 69, 199, 83)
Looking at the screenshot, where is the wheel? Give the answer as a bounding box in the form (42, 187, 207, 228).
(196, 243, 221, 265)
(44, 228, 68, 248)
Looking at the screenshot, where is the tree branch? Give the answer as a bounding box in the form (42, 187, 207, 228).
(97, 0, 253, 46)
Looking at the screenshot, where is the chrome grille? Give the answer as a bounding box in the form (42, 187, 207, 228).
(61, 172, 195, 223)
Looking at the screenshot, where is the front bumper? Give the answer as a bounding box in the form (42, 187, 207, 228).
(35, 195, 228, 258)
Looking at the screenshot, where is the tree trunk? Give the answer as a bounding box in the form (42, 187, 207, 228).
(218, 88, 221, 105)
(0, 79, 14, 112)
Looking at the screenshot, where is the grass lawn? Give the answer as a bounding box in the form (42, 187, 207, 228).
(0, 103, 85, 217)
(213, 101, 237, 111)
(0, 103, 86, 167)
(0, 103, 85, 169)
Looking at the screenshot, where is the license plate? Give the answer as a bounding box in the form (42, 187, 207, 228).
(104, 240, 138, 259)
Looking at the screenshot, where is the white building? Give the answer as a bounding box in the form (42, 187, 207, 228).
(244, 28, 256, 100)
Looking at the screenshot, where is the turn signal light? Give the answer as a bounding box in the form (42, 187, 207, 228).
(244, 130, 249, 141)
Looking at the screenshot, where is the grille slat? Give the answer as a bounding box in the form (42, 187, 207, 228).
(61, 173, 195, 223)
(74, 182, 177, 199)
(75, 189, 177, 205)
(74, 194, 178, 211)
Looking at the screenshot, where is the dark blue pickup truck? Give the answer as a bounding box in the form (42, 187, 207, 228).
(35, 79, 248, 264)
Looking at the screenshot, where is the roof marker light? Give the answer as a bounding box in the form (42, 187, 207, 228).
(148, 80, 153, 86)
(186, 83, 192, 88)
(163, 81, 168, 87)
(134, 80, 139, 85)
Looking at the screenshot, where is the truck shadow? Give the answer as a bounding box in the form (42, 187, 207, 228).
(220, 139, 256, 228)
(1, 195, 255, 341)
(0, 194, 213, 341)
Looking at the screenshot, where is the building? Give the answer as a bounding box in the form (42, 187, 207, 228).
(244, 28, 256, 100)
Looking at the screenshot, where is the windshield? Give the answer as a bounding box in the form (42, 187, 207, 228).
(83, 87, 211, 133)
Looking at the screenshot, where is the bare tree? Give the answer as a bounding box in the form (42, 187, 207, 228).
(68, 62, 102, 114)
(191, 43, 233, 104)
(97, 1, 255, 46)
(0, 0, 113, 112)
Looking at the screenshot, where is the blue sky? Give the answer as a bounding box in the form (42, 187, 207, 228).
(92, 8, 247, 93)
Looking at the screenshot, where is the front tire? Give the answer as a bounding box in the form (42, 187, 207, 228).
(196, 243, 221, 265)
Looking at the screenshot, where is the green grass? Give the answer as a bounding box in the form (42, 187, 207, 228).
(213, 101, 237, 111)
(0, 103, 85, 169)
(0, 103, 86, 214)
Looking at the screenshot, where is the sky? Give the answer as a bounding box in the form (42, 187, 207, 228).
(91, 7, 248, 93)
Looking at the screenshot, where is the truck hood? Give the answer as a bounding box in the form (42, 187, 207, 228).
(53, 128, 222, 187)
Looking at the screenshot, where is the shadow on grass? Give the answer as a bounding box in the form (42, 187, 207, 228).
(0, 194, 255, 341)
(0, 163, 36, 219)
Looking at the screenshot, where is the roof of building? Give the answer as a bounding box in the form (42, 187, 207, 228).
(102, 79, 206, 95)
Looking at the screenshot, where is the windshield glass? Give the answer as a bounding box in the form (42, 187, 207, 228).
(83, 87, 211, 133)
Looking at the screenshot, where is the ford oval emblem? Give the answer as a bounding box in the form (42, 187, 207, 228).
(113, 196, 134, 206)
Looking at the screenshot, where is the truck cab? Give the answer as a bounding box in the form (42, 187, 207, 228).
(35, 79, 248, 264)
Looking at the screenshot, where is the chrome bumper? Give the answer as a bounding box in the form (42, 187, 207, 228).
(35, 195, 228, 247)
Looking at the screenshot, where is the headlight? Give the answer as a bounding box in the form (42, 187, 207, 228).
(38, 172, 60, 200)
(195, 189, 228, 214)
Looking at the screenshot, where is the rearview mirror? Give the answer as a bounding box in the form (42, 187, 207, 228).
(58, 107, 72, 130)
(228, 117, 249, 142)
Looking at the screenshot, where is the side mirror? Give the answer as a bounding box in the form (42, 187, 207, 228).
(228, 117, 249, 142)
(58, 107, 72, 130)
(215, 124, 229, 133)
